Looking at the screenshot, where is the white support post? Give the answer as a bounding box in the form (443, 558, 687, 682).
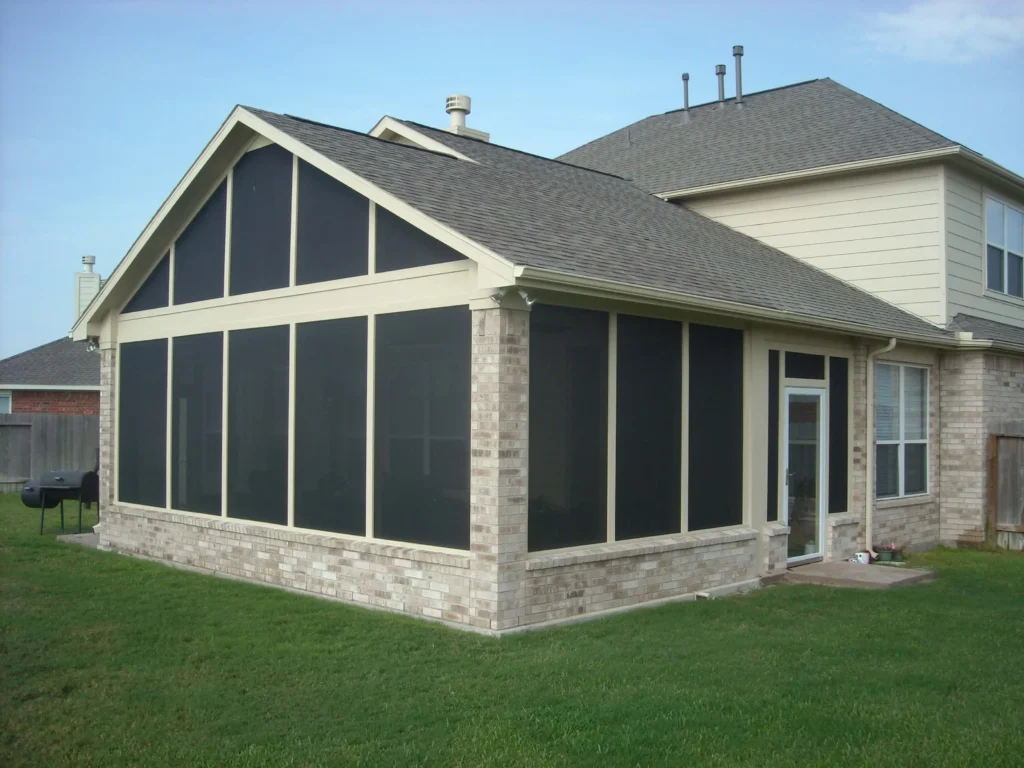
(680, 321, 690, 533)
(165, 338, 173, 511)
(289, 155, 298, 287)
(368, 201, 376, 275)
(287, 323, 297, 528)
(223, 169, 233, 297)
(365, 313, 376, 537)
(220, 330, 229, 518)
(606, 312, 617, 542)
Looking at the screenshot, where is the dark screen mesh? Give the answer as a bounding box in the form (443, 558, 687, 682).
(688, 324, 744, 531)
(122, 252, 169, 313)
(528, 304, 608, 551)
(296, 160, 369, 285)
(785, 352, 825, 380)
(173, 181, 226, 305)
(828, 356, 849, 513)
(227, 326, 289, 524)
(230, 145, 292, 296)
(171, 333, 222, 515)
(374, 307, 470, 549)
(375, 207, 467, 273)
(616, 314, 681, 540)
(295, 317, 367, 534)
(118, 339, 167, 507)
(767, 350, 780, 522)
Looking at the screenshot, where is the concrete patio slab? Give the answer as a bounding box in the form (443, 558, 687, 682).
(785, 560, 935, 589)
(57, 532, 99, 549)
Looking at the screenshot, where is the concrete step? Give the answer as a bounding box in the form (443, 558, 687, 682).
(784, 560, 935, 589)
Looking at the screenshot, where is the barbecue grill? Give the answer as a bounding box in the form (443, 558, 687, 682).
(21, 470, 100, 534)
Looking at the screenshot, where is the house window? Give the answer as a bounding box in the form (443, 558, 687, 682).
(0, 391, 11, 414)
(875, 363, 928, 499)
(986, 197, 1024, 299)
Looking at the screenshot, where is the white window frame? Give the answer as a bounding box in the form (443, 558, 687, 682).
(984, 195, 1024, 301)
(875, 362, 929, 500)
(0, 390, 11, 414)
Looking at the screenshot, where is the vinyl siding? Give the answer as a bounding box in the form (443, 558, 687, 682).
(944, 167, 1024, 327)
(686, 166, 944, 324)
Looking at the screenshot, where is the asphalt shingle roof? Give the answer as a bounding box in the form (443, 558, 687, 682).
(247, 106, 950, 342)
(556, 79, 959, 194)
(0, 338, 100, 387)
(950, 314, 1024, 348)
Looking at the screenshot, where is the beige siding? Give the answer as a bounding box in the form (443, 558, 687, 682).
(944, 167, 1024, 327)
(686, 166, 944, 324)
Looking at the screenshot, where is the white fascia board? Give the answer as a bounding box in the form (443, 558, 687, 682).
(0, 384, 101, 391)
(368, 116, 477, 164)
(238, 108, 514, 283)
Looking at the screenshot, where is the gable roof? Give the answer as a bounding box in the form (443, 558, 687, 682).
(950, 314, 1024, 351)
(556, 78, 960, 196)
(0, 338, 100, 389)
(246, 108, 950, 343)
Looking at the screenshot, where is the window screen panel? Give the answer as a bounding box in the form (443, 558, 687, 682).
(528, 304, 608, 551)
(118, 339, 167, 507)
(374, 307, 470, 549)
(230, 145, 293, 296)
(122, 252, 169, 313)
(904, 443, 927, 495)
(615, 315, 681, 540)
(1008, 254, 1024, 298)
(767, 350, 780, 522)
(687, 324, 744, 531)
(174, 181, 226, 305)
(375, 207, 467, 273)
(296, 160, 369, 285)
(876, 444, 899, 498)
(903, 367, 927, 440)
(172, 333, 222, 515)
(785, 352, 825, 380)
(874, 364, 900, 441)
(828, 356, 849, 513)
(227, 325, 289, 524)
(295, 317, 367, 535)
(987, 245, 1005, 291)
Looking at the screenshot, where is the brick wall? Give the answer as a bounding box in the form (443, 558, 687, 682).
(12, 389, 99, 415)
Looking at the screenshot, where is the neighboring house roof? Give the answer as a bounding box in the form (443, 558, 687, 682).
(950, 314, 1024, 350)
(247, 107, 953, 343)
(556, 78, 960, 195)
(0, 338, 100, 389)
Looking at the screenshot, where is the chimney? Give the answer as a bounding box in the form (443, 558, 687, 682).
(733, 45, 744, 106)
(681, 73, 690, 122)
(444, 94, 490, 142)
(715, 64, 726, 107)
(74, 255, 101, 322)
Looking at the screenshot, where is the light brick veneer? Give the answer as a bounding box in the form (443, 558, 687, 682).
(940, 351, 1024, 546)
(826, 514, 860, 561)
(98, 347, 117, 513)
(762, 523, 790, 577)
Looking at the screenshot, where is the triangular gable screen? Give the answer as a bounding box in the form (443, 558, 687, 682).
(122, 251, 170, 314)
(119, 141, 473, 315)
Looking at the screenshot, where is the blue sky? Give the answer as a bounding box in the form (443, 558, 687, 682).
(1, 0, 1022, 358)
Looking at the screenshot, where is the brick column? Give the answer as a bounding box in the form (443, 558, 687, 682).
(98, 346, 117, 519)
(939, 350, 986, 545)
(469, 302, 529, 632)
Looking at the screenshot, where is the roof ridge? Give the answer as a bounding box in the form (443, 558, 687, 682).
(661, 77, 823, 115)
(821, 79, 961, 150)
(399, 119, 629, 181)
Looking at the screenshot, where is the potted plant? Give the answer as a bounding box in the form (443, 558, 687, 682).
(874, 542, 904, 563)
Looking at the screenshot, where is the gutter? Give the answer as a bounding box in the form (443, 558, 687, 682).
(513, 265, 958, 348)
(865, 338, 897, 552)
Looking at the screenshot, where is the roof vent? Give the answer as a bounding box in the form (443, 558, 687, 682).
(444, 94, 490, 142)
(81, 254, 96, 273)
(681, 73, 690, 122)
(74, 255, 102, 322)
(715, 64, 726, 108)
(733, 45, 744, 106)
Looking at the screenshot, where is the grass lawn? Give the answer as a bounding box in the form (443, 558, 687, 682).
(2, 493, 1024, 767)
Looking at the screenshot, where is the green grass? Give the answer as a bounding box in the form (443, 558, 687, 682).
(2, 493, 1024, 767)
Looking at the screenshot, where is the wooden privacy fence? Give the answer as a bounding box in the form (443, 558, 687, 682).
(0, 414, 99, 492)
(988, 429, 1024, 551)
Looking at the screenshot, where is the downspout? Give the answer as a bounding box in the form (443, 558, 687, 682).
(865, 337, 897, 552)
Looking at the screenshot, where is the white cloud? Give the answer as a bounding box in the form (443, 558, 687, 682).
(861, 0, 1024, 62)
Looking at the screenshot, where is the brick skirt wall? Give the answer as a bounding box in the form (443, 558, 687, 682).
(13, 390, 99, 415)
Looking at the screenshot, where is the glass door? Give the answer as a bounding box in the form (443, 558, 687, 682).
(784, 388, 827, 562)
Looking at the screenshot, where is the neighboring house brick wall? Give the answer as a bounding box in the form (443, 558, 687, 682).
(686, 165, 945, 323)
(943, 167, 1024, 328)
(12, 389, 99, 415)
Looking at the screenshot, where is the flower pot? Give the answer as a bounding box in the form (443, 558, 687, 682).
(892, 551, 904, 563)
(877, 551, 893, 562)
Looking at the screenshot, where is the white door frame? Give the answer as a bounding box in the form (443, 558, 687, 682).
(783, 386, 828, 564)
